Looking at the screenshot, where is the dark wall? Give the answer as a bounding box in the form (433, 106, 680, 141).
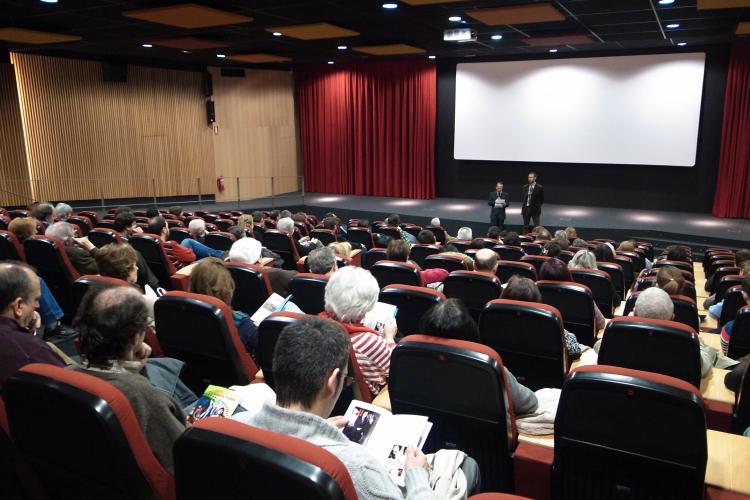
(435, 46, 730, 213)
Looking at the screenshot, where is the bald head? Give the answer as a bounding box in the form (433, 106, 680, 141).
(0, 262, 40, 326)
(634, 287, 674, 321)
(475, 248, 498, 273)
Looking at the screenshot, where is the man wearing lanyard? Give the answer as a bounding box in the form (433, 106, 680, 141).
(521, 171, 544, 234)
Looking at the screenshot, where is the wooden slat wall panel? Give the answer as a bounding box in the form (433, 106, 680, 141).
(10, 53, 214, 203)
(0, 63, 32, 207)
(209, 67, 300, 201)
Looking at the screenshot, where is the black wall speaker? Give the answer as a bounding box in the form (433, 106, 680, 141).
(220, 67, 245, 78)
(102, 62, 127, 82)
(203, 72, 213, 97)
(206, 100, 215, 125)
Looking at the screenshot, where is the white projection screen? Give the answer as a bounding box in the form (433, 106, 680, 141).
(454, 52, 706, 167)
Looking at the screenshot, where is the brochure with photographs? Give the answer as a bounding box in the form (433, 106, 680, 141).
(341, 400, 432, 487)
(362, 302, 398, 335)
(187, 383, 276, 424)
(251, 293, 304, 325)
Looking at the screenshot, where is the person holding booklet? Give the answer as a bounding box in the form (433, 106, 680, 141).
(320, 266, 398, 396)
(235, 316, 480, 499)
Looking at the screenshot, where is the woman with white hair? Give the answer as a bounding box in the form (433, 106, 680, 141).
(45, 221, 98, 275)
(321, 266, 397, 396)
(54, 202, 73, 219)
(456, 226, 473, 241)
(568, 249, 597, 270)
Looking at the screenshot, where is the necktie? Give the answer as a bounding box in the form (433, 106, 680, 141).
(527, 185, 533, 206)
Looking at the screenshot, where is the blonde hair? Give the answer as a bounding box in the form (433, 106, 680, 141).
(328, 241, 352, 257)
(8, 217, 37, 242)
(236, 214, 253, 229)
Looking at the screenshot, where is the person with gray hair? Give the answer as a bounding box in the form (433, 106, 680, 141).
(474, 248, 498, 274)
(45, 221, 99, 275)
(553, 230, 570, 250)
(456, 226, 473, 241)
(323, 266, 398, 395)
(31, 202, 56, 226)
(568, 249, 597, 270)
(308, 247, 337, 275)
(277, 217, 321, 257)
(188, 218, 207, 243)
(54, 202, 73, 219)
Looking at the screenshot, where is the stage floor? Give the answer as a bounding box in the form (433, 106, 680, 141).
(185, 192, 750, 249)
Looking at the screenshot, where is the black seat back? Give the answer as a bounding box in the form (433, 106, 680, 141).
(263, 230, 300, 270)
(409, 244, 441, 268)
(258, 312, 305, 389)
(24, 236, 81, 316)
(0, 230, 24, 261)
(443, 271, 502, 320)
(346, 227, 374, 249)
(494, 245, 524, 262)
(570, 269, 616, 318)
(128, 233, 175, 290)
(288, 274, 329, 315)
(362, 248, 387, 269)
(720, 286, 746, 327)
(379, 284, 444, 337)
(495, 260, 537, 283)
(728, 307, 750, 359)
(537, 281, 596, 346)
(370, 261, 422, 288)
(204, 232, 236, 251)
(224, 262, 272, 316)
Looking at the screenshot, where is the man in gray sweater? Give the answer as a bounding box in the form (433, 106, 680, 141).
(237, 316, 478, 499)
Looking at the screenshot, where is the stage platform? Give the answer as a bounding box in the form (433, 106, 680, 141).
(178, 192, 750, 251)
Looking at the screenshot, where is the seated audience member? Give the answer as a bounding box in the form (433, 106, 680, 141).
(553, 234, 570, 251)
(420, 299, 538, 416)
(540, 257, 610, 325)
(268, 210, 280, 222)
(439, 245, 475, 271)
(543, 241, 562, 258)
(95, 242, 157, 316)
(227, 226, 246, 241)
(533, 227, 552, 241)
(617, 240, 637, 253)
(629, 287, 723, 378)
(709, 259, 750, 319)
(54, 202, 73, 220)
(386, 239, 448, 286)
(706, 249, 750, 309)
(8, 217, 37, 243)
(664, 245, 690, 262)
(487, 226, 502, 240)
(189, 258, 258, 356)
(373, 232, 393, 249)
(503, 231, 521, 248)
(593, 243, 616, 263)
(31, 202, 56, 227)
(292, 212, 311, 231)
(308, 247, 338, 276)
(168, 206, 183, 219)
(0, 262, 65, 387)
(251, 211, 264, 223)
(456, 227, 473, 241)
(321, 216, 338, 233)
(113, 212, 161, 292)
(73, 286, 187, 473)
(469, 238, 486, 250)
(571, 238, 588, 249)
(562, 250, 620, 312)
(277, 217, 321, 257)
(321, 266, 397, 395)
(474, 248, 498, 275)
(279, 210, 293, 220)
(235, 316, 480, 498)
(416, 230, 437, 245)
(145, 207, 159, 218)
(564, 226, 578, 241)
(501, 276, 583, 358)
(657, 265, 687, 295)
(721, 275, 750, 355)
(428, 217, 454, 240)
(328, 241, 353, 258)
(114, 210, 142, 239)
(228, 237, 297, 296)
(45, 221, 99, 275)
(236, 214, 254, 236)
(148, 216, 224, 263)
(384, 214, 416, 244)
(187, 218, 208, 243)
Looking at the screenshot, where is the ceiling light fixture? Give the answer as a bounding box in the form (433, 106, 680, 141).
(181, 50, 191, 54)
(337, 45, 347, 50)
(328, 60, 334, 64)
(549, 48, 558, 53)
(40, 0, 58, 3)
(666, 23, 680, 28)
(677, 41, 687, 46)
(658, 0, 675, 4)
(216, 53, 226, 58)
(142, 43, 153, 48)
(448, 16, 462, 22)
(491, 34, 503, 40)
(273, 32, 282, 36)
(382, 3, 398, 9)
(428, 55, 436, 59)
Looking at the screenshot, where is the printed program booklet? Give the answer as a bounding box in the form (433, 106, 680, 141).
(362, 302, 398, 335)
(187, 383, 276, 423)
(341, 400, 432, 487)
(251, 293, 303, 325)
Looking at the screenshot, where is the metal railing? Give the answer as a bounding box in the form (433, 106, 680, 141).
(0, 175, 305, 211)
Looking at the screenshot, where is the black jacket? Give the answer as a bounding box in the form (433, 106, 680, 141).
(488, 191, 510, 219)
(521, 183, 544, 215)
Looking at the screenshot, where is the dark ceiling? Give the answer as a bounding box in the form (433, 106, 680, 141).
(2, 0, 749, 70)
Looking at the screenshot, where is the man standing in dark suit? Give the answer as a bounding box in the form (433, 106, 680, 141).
(521, 171, 544, 234)
(487, 181, 510, 230)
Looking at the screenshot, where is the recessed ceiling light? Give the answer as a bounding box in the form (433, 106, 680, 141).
(216, 54, 226, 58)
(677, 41, 687, 46)
(428, 55, 436, 59)
(142, 43, 153, 48)
(382, 2, 398, 8)
(337, 45, 348, 50)
(40, 0, 58, 3)
(658, 0, 675, 4)
(666, 23, 680, 29)
(181, 50, 191, 54)
(328, 61, 334, 64)
(549, 48, 558, 53)
(273, 32, 282, 36)
(448, 16, 462, 22)
(491, 34, 503, 40)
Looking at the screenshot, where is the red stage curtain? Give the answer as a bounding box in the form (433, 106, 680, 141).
(713, 42, 750, 218)
(296, 60, 436, 199)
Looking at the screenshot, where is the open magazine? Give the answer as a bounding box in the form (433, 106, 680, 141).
(251, 293, 304, 325)
(362, 302, 398, 335)
(341, 400, 432, 487)
(187, 383, 276, 423)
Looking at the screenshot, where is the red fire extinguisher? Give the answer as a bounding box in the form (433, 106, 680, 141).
(217, 176, 225, 193)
